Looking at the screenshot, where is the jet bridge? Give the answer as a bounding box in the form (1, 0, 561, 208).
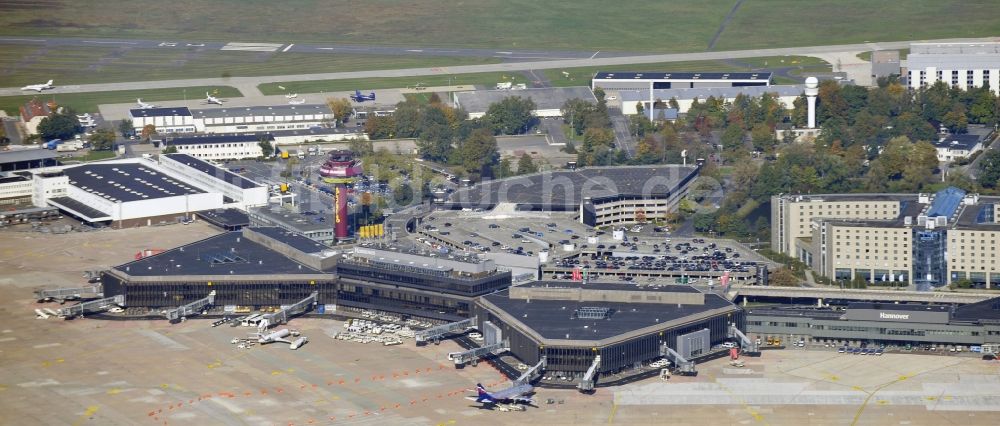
(35, 285, 102, 303)
(57, 295, 124, 319)
(660, 343, 696, 375)
(578, 355, 602, 392)
(728, 323, 761, 356)
(451, 339, 508, 367)
(415, 316, 476, 345)
(514, 356, 546, 386)
(259, 292, 317, 330)
(165, 291, 216, 322)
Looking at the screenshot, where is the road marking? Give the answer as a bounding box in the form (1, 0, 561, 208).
(282, 44, 295, 52)
(316, 47, 335, 50)
(0, 38, 46, 42)
(84, 40, 137, 45)
(221, 42, 283, 52)
(406, 49, 424, 53)
(591, 50, 601, 59)
(496, 51, 513, 55)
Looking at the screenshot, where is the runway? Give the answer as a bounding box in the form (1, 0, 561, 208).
(2, 37, 997, 97)
(0, 36, 630, 61)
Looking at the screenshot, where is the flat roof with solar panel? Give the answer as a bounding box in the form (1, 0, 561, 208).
(62, 163, 205, 202)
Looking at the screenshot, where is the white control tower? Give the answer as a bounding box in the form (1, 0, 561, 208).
(805, 76, 819, 129)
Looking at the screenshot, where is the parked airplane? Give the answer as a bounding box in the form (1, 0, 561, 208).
(21, 80, 54, 92)
(136, 98, 157, 109)
(286, 93, 298, 99)
(467, 383, 534, 407)
(288, 98, 306, 105)
(35, 309, 49, 319)
(204, 92, 224, 105)
(258, 328, 291, 344)
(350, 90, 376, 102)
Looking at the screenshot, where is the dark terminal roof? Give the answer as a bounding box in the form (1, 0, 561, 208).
(952, 297, 1000, 323)
(164, 153, 261, 189)
(593, 71, 772, 81)
(251, 226, 333, 254)
(115, 231, 324, 277)
(481, 282, 735, 341)
(63, 162, 204, 202)
(446, 165, 698, 209)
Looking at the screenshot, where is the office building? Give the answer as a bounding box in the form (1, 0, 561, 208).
(906, 42, 1000, 94)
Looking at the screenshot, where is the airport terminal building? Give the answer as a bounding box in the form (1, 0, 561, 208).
(746, 299, 1000, 348)
(473, 281, 744, 374)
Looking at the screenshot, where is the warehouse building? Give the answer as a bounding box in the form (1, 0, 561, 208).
(164, 134, 271, 161)
(746, 299, 1000, 349)
(129, 107, 197, 134)
(454, 87, 597, 119)
(473, 281, 743, 375)
(906, 42, 1000, 94)
(446, 165, 699, 226)
(159, 154, 268, 209)
(191, 104, 335, 134)
(592, 71, 772, 91)
(0, 149, 57, 172)
(772, 187, 1000, 289)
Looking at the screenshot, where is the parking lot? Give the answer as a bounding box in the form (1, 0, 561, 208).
(416, 210, 592, 258)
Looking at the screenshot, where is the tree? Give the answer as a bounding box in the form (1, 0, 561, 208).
(516, 153, 537, 175)
(87, 128, 116, 151)
(38, 113, 81, 141)
(415, 107, 454, 162)
(978, 149, 1000, 188)
(363, 115, 395, 139)
(457, 128, 498, 176)
(349, 138, 374, 157)
(162, 145, 178, 154)
(497, 157, 512, 178)
(942, 106, 969, 133)
(750, 123, 777, 153)
(485, 96, 536, 135)
(258, 137, 274, 158)
(769, 268, 800, 287)
(720, 124, 747, 162)
(326, 98, 353, 124)
(140, 124, 157, 142)
(118, 119, 134, 137)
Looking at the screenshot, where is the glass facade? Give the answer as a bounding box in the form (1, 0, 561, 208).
(103, 273, 335, 308)
(913, 230, 947, 290)
(336, 260, 510, 297)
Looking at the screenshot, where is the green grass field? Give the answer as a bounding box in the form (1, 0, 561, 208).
(0, 86, 242, 116)
(62, 150, 117, 162)
(712, 1, 1000, 51)
(0, 45, 498, 87)
(2, 1, 996, 53)
(259, 72, 530, 95)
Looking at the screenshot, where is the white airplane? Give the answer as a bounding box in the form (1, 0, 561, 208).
(258, 328, 291, 344)
(204, 92, 224, 105)
(35, 308, 49, 319)
(136, 98, 157, 109)
(467, 382, 535, 408)
(288, 98, 305, 105)
(286, 93, 298, 99)
(21, 80, 54, 92)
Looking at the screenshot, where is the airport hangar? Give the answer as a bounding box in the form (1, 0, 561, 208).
(592, 71, 773, 91)
(30, 153, 267, 227)
(99, 226, 745, 377)
(128, 104, 335, 135)
(442, 165, 700, 227)
(454, 86, 597, 119)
